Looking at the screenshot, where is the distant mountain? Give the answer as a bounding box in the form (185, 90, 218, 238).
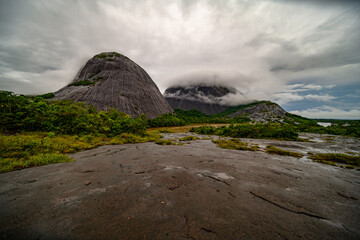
(164, 83, 290, 122)
(221, 101, 287, 122)
(164, 85, 243, 115)
(53, 52, 172, 118)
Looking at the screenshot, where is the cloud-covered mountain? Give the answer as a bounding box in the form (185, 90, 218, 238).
(164, 82, 254, 115)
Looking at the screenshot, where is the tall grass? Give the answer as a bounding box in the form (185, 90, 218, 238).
(0, 132, 161, 173)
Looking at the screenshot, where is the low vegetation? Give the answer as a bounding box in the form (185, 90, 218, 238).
(308, 153, 360, 168)
(148, 113, 186, 127)
(95, 52, 122, 59)
(178, 136, 199, 141)
(0, 132, 161, 173)
(190, 124, 299, 141)
(154, 139, 176, 145)
(265, 145, 303, 158)
(0, 154, 74, 173)
(212, 138, 259, 151)
(285, 113, 360, 138)
(1, 90, 359, 172)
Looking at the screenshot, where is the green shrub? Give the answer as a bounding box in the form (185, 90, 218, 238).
(37, 92, 55, 99)
(149, 113, 186, 127)
(0, 91, 147, 137)
(191, 123, 298, 140)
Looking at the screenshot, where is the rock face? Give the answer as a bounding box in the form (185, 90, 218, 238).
(164, 85, 238, 115)
(53, 52, 173, 118)
(230, 101, 287, 122)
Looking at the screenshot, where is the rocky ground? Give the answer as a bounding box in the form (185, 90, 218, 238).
(0, 133, 359, 240)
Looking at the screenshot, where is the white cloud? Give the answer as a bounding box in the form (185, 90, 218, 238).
(273, 92, 305, 105)
(284, 83, 336, 93)
(290, 106, 360, 119)
(302, 84, 323, 91)
(304, 94, 336, 101)
(273, 92, 336, 105)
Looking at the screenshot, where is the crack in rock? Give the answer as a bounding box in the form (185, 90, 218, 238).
(105, 148, 127, 156)
(200, 174, 230, 186)
(201, 227, 216, 234)
(250, 191, 326, 220)
(80, 149, 112, 158)
(337, 192, 358, 201)
(228, 192, 236, 198)
(183, 214, 195, 240)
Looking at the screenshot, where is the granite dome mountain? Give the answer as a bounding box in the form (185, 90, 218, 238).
(53, 52, 172, 118)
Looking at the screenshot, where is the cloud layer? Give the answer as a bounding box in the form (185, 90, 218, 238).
(0, 0, 359, 118)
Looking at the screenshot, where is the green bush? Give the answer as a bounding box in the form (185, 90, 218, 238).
(0, 91, 147, 136)
(190, 123, 298, 140)
(149, 113, 186, 127)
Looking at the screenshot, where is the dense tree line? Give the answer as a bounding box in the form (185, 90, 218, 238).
(1, 91, 359, 138)
(190, 124, 299, 140)
(0, 91, 147, 136)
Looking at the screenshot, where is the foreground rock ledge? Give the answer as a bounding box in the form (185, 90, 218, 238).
(0, 133, 359, 240)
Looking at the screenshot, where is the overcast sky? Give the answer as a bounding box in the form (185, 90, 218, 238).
(1, 0, 359, 119)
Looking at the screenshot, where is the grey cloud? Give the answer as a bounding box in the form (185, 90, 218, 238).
(267, 10, 360, 73)
(0, 0, 359, 108)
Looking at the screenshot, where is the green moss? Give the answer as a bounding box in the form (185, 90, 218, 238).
(178, 136, 199, 141)
(213, 138, 258, 151)
(154, 139, 176, 145)
(265, 145, 303, 158)
(94, 53, 108, 59)
(309, 153, 360, 167)
(158, 129, 174, 133)
(89, 73, 97, 78)
(69, 80, 95, 87)
(95, 52, 122, 59)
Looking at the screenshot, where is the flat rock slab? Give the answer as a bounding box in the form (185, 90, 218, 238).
(0, 134, 359, 240)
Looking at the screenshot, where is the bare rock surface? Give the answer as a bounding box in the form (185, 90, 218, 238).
(53, 52, 173, 118)
(229, 101, 287, 122)
(1, 134, 360, 240)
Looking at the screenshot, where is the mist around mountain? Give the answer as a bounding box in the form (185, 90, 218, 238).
(164, 83, 255, 115)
